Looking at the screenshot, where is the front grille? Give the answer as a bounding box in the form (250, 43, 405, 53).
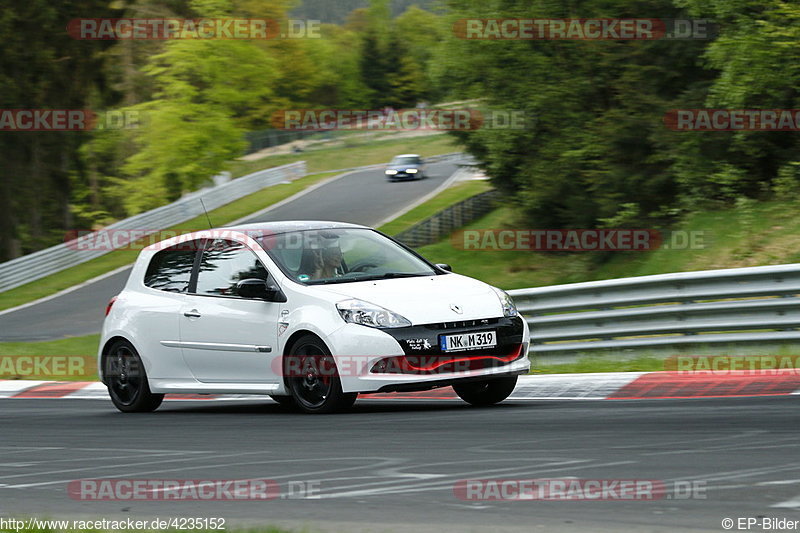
(425, 318, 501, 330)
(384, 316, 525, 359)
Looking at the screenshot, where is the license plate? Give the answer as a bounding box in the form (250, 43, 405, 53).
(439, 331, 497, 352)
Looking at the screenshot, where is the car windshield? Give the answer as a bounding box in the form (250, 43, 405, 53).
(256, 228, 438, 285)
(390, 156, 421, 166)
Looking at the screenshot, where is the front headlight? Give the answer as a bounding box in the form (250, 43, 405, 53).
(336, 299, 411, 328)
(385, 169, 398, 175)
(407, 168, 418, 173)
(491, 287, 518, 317)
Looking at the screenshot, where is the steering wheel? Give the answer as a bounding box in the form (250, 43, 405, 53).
(350, 262, 379, 273)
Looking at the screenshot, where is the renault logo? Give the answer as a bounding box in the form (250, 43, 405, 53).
(450, 304, 463, 314)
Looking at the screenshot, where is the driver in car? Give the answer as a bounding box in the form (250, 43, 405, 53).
(313, 243, 343, 279)
(298, 233, 344, 281)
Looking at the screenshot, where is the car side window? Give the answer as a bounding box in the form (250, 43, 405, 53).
(143, 243, 199, 293)
(195, 239, 270, 298)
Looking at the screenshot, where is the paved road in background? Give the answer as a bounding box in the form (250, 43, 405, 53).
(0, 396, 798, 532)
(0, 161, 459, 342)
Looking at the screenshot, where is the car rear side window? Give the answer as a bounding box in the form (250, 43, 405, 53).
(144, 243, 199, 293)
(195, 239, 269, 297)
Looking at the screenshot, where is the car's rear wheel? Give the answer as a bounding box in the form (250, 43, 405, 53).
(103, 340, 164, 413)
(285, 335, 357, 414)
(453, 376, 518, 406)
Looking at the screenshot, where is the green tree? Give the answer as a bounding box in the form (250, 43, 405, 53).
(386, 42, 426, 107)
(72, 0, 195, 229)
(395, 5, 446, 100)
(99, 0, 279, 214)
(672, 0, 800, 205)
(437, 0, 714, 230)
(0, 0, 117, 259)
(359, 28, 391, 106)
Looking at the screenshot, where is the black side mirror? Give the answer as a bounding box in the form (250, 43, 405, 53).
(435, 263, 452, 272)
(236, 278, 285, 301)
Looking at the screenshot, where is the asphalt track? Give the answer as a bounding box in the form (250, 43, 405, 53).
(1, 396, 799, 532)
(0, 161, 459, 342)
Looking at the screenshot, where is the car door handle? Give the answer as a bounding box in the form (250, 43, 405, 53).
(183, 309, 201, 318)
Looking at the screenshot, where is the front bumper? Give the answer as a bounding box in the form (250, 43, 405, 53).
(329, 316, 530, 394)
(375, 368, 528, 393)
(386, 170, 420, 180)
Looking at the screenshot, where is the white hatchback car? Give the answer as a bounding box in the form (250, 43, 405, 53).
(98, 221, 530, 413)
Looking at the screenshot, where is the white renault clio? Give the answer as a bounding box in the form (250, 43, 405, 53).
(98, 221, 529, 413)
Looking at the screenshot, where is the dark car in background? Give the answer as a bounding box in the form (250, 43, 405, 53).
(385, 154, 426, 181)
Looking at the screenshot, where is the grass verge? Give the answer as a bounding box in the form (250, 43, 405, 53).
(0, 334, 100, 357)
(0, 335, 100, 380)
(533, 356, 667, 374)
(414, 207, 583, 289)
(415, 195, 800, 290)
(378, 180, 492, 236)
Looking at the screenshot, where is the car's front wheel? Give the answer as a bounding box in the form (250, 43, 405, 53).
(103, 340, 164, 413)
(285, 335, 357, 414)
(453, 376, 518, 406)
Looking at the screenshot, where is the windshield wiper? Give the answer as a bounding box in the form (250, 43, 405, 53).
(378, 272, 428, 278)
(347, 272, 431, 282)
(306, 272, 431, 285)
(305, 277, 359, 285)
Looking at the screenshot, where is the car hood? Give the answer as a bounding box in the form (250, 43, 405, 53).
(315, 273, 502, 324)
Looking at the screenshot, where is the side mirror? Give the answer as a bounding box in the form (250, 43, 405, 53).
(236, 278, 285, 301)
(435, 263, 452, 272)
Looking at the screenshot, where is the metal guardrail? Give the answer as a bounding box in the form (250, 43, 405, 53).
(0, 162, 306, 293)
(420, 153, 469, 165)
(508, 263, 800, 355)
(395, 189, 500, 248)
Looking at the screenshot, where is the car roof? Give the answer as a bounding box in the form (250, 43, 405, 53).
(392, 154, 421, 158)
(220, 220, 367, 235)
